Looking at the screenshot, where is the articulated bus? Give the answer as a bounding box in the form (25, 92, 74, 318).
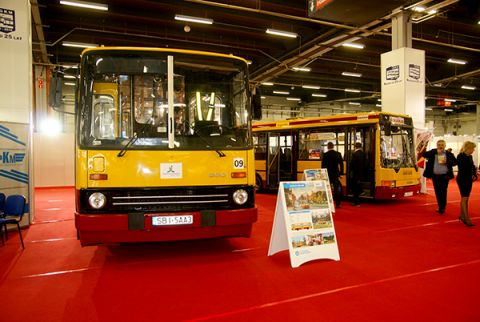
(253, 112, 420, 199)
(74, 47, 259, 245)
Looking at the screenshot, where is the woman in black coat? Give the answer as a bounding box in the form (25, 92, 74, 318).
(456, 141, 477, 227)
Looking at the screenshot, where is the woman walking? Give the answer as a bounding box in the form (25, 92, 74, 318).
(456, 141, 477, 227)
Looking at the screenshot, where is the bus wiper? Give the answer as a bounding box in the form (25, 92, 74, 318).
(191, 125, 226, 158)
(117, 119, 152, 157)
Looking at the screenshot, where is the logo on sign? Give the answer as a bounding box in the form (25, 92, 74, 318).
(160, 163, 182, 179)
(386, 65, 400, 80)
(0, 8, 15, 34)
(0, 152, 25, 164)
(407, 64, 422, 83)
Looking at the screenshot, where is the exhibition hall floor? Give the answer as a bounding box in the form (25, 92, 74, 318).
(1, 183, 480, 322)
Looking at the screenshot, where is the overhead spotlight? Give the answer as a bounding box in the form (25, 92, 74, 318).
(174, 14, 213, 25)
(292, 67, 311, 72)
(266, 28, 298, 39)
(345, 88, 361, 93)
(60, 0, 108, 11)
(184, 25, 191, 32)
(342, 72, 362, 77)
(342, 43, 365, 49)
(62, 41, 98, 48)
(447, 58, 467, 65)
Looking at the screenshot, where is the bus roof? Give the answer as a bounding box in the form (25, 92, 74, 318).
(252, 111, 412, 130)
(80, 47, 248, 64)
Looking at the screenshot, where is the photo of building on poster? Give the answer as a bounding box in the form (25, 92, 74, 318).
(284, 182, 329, 211)
(303, 169, 335, 213)
(291, 232, 336, 249)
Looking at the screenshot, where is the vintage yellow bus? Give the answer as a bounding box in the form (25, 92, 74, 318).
(253, 112, 420, 199)
(74, 47, 259, 245)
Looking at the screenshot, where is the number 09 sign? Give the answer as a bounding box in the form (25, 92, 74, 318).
(233, 158, 245, 169)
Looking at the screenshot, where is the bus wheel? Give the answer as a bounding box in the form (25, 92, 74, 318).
(255, 174, 263, 192)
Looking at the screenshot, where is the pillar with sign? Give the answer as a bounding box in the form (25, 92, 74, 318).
(0, 0, 33, 224)
(381, 11, 425, 129)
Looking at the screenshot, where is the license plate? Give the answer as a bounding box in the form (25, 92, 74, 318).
(152, 215, 193, 226)
(404, 191, 413, 197)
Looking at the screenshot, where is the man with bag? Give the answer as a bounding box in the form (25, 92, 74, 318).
(322, 142, 344, 208)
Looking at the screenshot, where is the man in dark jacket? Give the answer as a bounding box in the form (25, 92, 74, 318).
(349, 142, 366, 206)
(422, 139, 457, 214)
(322, 142, 344, 207)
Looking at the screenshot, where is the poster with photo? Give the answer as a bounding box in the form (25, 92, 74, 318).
(303, 169, 335, 213)
(268, 181, 340, 268)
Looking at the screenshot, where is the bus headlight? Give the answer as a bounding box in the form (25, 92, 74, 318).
(233, 189, 248, 205)
(89, 192, 106, 209)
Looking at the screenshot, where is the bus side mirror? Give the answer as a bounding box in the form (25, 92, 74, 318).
(49, 73, 63, 108)
(252, 89, 262, 120)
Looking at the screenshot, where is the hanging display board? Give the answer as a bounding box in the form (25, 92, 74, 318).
(0, 121, 30, 224)
(268, 181, 340, 268)
(303, 168, 335, 213)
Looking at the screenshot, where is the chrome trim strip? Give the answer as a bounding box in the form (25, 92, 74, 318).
(112, 194, 228, 200)
(112, 200, 229, 205)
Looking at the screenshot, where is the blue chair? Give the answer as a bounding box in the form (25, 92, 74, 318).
(0, 193, 5, 216)
(0, 195, 26, 249)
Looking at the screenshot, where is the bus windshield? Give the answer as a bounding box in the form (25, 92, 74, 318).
(78, 50, 251, 150)
(380, 126, 416, 169)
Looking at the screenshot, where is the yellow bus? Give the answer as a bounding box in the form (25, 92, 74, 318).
(74, 47, 260, 246)
(253, 112, 420, 199)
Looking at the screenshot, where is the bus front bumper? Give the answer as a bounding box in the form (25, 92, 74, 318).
(375, 184, 421, 199)
(75, 208, 257, 246)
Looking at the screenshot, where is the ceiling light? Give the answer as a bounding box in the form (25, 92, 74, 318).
(292, 67, 311, 72)
(342, 43, 364, 49)
(62, 41, 98, 48)
(342, 72, 362, 77)
(261, 82, 274, 86)
(444, 109, 453, 112)
(461, 85, 476, 90)
(302, 85, 320, 89)
(447, 58, 467, 65)
(377, 99, 381, 102)
(174, 14, 213, 25)
(444, 98, 456, 102)
(261, 96, 266, 99)
(425, 107, 433, 111)
(413, 6, 425, 12)
(246, 60, 252, 65)
(266, 28, 298, 39)
(376, 104, 382, 107)
(273, 91, 289, 95)
(60, 0, 108, 11)
(286, 98, 301, 101)
(64, 75, 77, 79)
(312, 93, 327, 97)
(428, 9, 437, 14)
(345, 88, 361, 93)
(64, 82, 76, 86)
(432, 83, 443, 87)
(349, 102, 361, 106)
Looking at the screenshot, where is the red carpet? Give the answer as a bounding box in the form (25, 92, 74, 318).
(1, 183, 480, 321)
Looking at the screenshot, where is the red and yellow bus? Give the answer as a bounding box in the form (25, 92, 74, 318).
(74, 47, 259, 245)
(253, 112, 420, 199)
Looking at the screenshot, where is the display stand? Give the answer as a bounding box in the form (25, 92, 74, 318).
(268, 181, 340, 268)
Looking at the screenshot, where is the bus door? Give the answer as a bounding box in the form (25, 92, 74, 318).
(267, 132, 295, 189)
(345, 126, 376, 198)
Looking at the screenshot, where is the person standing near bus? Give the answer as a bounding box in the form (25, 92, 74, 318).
(422, 139, 457, 215)
(456, 141, 477, 227)
(349, 142, 366, 207)
(322, 142, 344, 208)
